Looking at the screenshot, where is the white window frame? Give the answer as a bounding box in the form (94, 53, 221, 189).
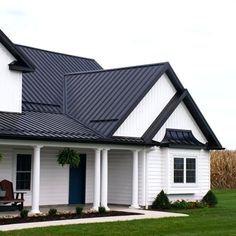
(13, 150, 33, 193)
(172, 155, 198, 186)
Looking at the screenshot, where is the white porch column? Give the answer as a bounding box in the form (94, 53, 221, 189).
(31, 145, 43, 214)
(92, 148, 101, 211)
(101, 148, 110, 210)
(141, 149, 146, 207)
(130, 149, 140, 209)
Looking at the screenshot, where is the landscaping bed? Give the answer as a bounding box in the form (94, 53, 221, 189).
(0, 211, 142, 225)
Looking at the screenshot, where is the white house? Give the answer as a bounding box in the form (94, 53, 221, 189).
(0, 30, 222, 213)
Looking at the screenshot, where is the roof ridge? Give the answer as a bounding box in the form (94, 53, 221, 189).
(64, 62, 169, 77)
(15, 44, 98, 62)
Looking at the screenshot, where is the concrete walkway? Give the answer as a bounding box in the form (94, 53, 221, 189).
(0, 207, 187, 232)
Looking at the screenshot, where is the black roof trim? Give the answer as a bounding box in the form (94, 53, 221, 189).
(64, 62, 167, 76)
(160, 128, 206, 149)
(183, 91, 223, 149)
(142, 90, 188, 142)
(0, 30, 35, 72)
(142, 89, 223, 150)
(0, 135, 155, 147)
(15, 44, 99, 63)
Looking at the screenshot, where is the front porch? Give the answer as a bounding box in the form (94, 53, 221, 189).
(0, 139, 149, 214)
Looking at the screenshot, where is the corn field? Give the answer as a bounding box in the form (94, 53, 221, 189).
(211, 150, 236, 188)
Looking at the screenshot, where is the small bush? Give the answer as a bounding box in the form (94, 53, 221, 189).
(152, 190, 171, 210)
(76, 205, 83, 215)
(202, 190, 218, 207)
(98, 206, 106, 214)
(48, 208, 57, 216)
(171, 200, 207, 209)
(20, 209, 29, 219)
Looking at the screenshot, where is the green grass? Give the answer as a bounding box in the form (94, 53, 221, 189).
(1, 189, 236, 236)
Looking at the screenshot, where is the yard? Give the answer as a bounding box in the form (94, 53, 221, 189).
(1, 189, 236, 236)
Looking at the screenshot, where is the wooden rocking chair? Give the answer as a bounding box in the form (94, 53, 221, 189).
(0, 179, 25, 211)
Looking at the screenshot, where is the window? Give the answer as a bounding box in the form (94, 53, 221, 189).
(16, 154, 31, 190)
(186, 158, 196, 183)
(174, 157, 196, 184)
(174, 158, 184, 183)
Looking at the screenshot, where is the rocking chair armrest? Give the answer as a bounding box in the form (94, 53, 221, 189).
(14, 192, 26, 200)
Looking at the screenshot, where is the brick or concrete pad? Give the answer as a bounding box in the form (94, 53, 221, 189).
(0, 207, 187, 232)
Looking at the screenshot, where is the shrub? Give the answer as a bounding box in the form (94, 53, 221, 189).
(48, 208, 57, 216)
(171, 200, 207, 209)
(20, 209, 29, 219)
(98, 206, 106, 214)
(76, 205, 83, 215)
(202, 190, 218, 207)
(152, 190, 171, 210)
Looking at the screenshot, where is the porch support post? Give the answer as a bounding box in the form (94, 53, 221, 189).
(93, 148, 101, 211)
(130, 149, 140, 209)
(101, 148, 110, 210)
(31, 145, 43, 214)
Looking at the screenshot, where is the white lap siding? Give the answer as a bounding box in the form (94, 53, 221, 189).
(0, 147, 70, 206)
(85, 149, 143, 205)
(39, 148, 69, 206)
(146, 147, 210, 205)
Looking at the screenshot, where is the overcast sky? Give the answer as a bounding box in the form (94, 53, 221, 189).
(1, 0, 235, 149)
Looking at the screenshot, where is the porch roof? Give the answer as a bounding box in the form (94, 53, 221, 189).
(0, 111, 155, 146)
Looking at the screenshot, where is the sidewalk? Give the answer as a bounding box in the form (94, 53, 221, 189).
(0, 207, 187, 231)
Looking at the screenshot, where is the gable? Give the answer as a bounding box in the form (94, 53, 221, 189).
(65, 63, 168, 136)
(114, 73, 176, 137)
(153, 101, 207, 143)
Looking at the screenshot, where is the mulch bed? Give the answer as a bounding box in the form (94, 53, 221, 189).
(0, 211, 142, 225)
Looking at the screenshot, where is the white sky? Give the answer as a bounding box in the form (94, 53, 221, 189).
(1, 0, 235, 149)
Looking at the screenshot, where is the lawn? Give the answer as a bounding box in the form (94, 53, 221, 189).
(1, 189, 236, 236)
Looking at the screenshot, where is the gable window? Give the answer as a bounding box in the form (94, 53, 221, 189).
(16, 154, 32, 191)
(173, 157, 196, 184)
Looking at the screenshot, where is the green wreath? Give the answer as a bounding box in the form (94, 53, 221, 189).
(57, 148, 80, 168)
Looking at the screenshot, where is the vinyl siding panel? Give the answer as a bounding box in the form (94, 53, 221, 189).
(39, 148, 69, 206)
(0, 43, 22, 113)
(114, 73, 176, 137)
(146, 147, 164, 205)
(154, 102, 207, 143)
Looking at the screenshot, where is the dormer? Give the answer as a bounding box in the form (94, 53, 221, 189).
(0, 30, 35, 113)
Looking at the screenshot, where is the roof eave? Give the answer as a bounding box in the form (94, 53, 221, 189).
(0, 29, 35, 73)
(0, 134, 156, 147)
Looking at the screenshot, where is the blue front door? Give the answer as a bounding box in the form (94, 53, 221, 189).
(69, 154, 86, 204)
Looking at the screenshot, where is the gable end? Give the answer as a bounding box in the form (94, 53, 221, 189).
(0, 30, 35, 72)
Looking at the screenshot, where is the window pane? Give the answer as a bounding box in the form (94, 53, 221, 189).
(186, 158, 196, 183)
(174, 158, 184, 183)
(16, 154, 31, 190)
(16, 173, 31, 190)
(17, 155, 31, 171)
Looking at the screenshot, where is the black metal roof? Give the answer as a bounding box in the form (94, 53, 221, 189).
(0, 111, 153, 146)
(160, 129, 206, 149)
(65, 63, 170, 136)
(0, 30, 223, 149)
(0, 111, 102, 140)
(0, 30, 35, 72)
(16, 45, 102, 113)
